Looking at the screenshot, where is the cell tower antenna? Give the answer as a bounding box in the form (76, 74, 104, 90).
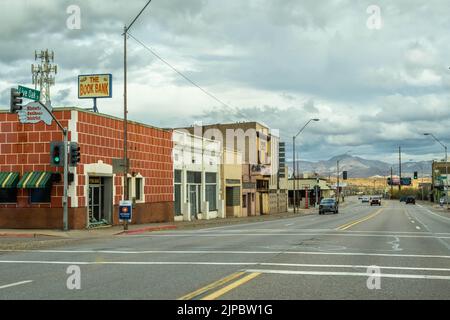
(31, 49, 57, 105)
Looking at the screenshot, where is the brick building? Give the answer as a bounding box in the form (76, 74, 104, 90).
(0, 107, 173, 229)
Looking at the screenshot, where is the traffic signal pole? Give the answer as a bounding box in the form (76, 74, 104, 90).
(37, 101, 69, 231)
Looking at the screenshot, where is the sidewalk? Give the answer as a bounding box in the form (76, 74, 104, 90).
(0, 208, 316, 240)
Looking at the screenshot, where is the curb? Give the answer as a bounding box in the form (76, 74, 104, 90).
(0, 233, 63, 239)
(116, 225, 177, 236)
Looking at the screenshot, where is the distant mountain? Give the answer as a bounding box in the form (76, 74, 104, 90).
(288, 154, 432, 178)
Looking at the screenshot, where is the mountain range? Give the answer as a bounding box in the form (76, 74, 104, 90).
(288, 154, 432, 178)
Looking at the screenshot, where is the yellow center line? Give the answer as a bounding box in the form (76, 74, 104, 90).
(178, 271, 245, 300)
(336, 208, 384, 231)
(201, 272, 261, 301)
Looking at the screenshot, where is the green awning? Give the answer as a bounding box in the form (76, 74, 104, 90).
(0, 172, 20, 189)
(17, 172, 52, 189)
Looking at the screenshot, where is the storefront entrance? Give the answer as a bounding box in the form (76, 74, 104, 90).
(188, 184, 201, 219)
(88, 176, 113, 227)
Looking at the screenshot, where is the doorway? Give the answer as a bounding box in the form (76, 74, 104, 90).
(188, 184, 201, 219)
(88, 176, 112, 227)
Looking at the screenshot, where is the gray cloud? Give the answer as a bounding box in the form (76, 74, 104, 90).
(0, 0, 449, 163)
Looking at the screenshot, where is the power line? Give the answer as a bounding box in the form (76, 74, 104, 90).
(127, 32, 249, 121)
(126, 0, 153, 32)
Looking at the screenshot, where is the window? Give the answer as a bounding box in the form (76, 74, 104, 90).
(243, 194, 247, 208)
(205, 173, 217, 211)
(174, 184, 182, 215)
(135, 178, 143, 201)
(127, 178, 132, 199)
(187, 171, 202, 184)
(0, 189, 17, 203)
(174, 170, 182, 216)
(30, 187, 51, 203)
(226, 187, 241, 206)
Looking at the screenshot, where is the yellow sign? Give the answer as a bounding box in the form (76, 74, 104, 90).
(78, 74, 112, 99)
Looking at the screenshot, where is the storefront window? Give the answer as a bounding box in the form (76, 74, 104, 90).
(0, 189, 17, 203)
(30, 187, 51, 203)
(206, 173, 217, 211)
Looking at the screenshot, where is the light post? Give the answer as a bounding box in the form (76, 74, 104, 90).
(424, 133, 448, 208)
(293, 118, 320, 213)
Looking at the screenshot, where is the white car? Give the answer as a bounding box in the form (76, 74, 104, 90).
(362, 196, 370, 203)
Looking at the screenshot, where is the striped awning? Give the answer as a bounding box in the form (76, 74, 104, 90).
(0, 172, 20, 189)
(17, 172, 52, 189)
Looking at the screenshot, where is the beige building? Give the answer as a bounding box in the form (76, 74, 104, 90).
(221, 149, 244, 217)
(183, 122, 282, 215)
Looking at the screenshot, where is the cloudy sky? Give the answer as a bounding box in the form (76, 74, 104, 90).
(1, 0, 450, 163)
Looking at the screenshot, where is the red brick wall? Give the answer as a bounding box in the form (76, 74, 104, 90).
(77, 111, 174, 206)
(0, 110, 71, 209)
(0, 109, 174, 229)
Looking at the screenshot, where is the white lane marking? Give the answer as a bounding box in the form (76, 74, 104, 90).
(285, 223, 294, 227)
(417, 204, 450, 222)
(1, 249, 449, 259)
(193, 228, 450, 235)
(411, 221, 415, 224)
(0, 261, 449, 272)
(122, 233, 450, 239)
(388, 236, 402, 252)
(0, 280, 33, 290)
(416, 226, 421, 230)
(244, 269, 450, 281)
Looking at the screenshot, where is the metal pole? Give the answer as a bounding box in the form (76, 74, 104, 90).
(390, 167, 393, 199)
(399, 146, 402, 191)
(63, 128, 68, 231)
(293, 136, 296, 213)
(336, 160, 341, 204)
(123, 25, 129, 231)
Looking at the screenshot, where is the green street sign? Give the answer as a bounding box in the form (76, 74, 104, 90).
(18, 85, 40, 101)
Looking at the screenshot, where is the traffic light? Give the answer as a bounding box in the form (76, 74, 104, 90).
(10, 88, 23, 113)
(414, 171, 418, 179)
(343, 171, 348, 180)
(50, 141, 65, 167)
(69, 142, 81, 167)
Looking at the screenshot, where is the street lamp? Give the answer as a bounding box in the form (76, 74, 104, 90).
(424, 133, 448, 208)
(293, 118, 320, 213)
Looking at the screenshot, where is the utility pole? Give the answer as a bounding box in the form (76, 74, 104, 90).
(390, 167, 393, 199)
(122, 0, 153, 230)
(336, 160, 341, 204)
(399, 146, 402, 191)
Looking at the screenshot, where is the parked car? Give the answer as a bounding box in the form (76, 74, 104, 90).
(362, 196, 370, 203)
(406, 196, 416, 205)
(319, 198, 339, 215)
(370, 196, 381, 206)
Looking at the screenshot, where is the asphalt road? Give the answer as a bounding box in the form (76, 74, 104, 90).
(1, 198, 449, 300)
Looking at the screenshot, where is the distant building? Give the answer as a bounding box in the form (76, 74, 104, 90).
(181, 122, 286, 215)
(172, 130, 222, 221)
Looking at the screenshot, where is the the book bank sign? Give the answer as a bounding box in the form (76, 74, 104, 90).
(78, 74, 112, 99)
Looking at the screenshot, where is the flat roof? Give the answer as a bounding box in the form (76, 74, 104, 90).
(0, 106, 171, 133)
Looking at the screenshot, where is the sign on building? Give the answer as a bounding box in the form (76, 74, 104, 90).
(78, 74, 112, 99)
(18, 101, 53, 125)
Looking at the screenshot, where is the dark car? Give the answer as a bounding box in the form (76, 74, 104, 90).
(370, 196, 381, 206)
(400, 196, 408, 202)
(319, 198, 338, 215)
(405, 196, 416, 204)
